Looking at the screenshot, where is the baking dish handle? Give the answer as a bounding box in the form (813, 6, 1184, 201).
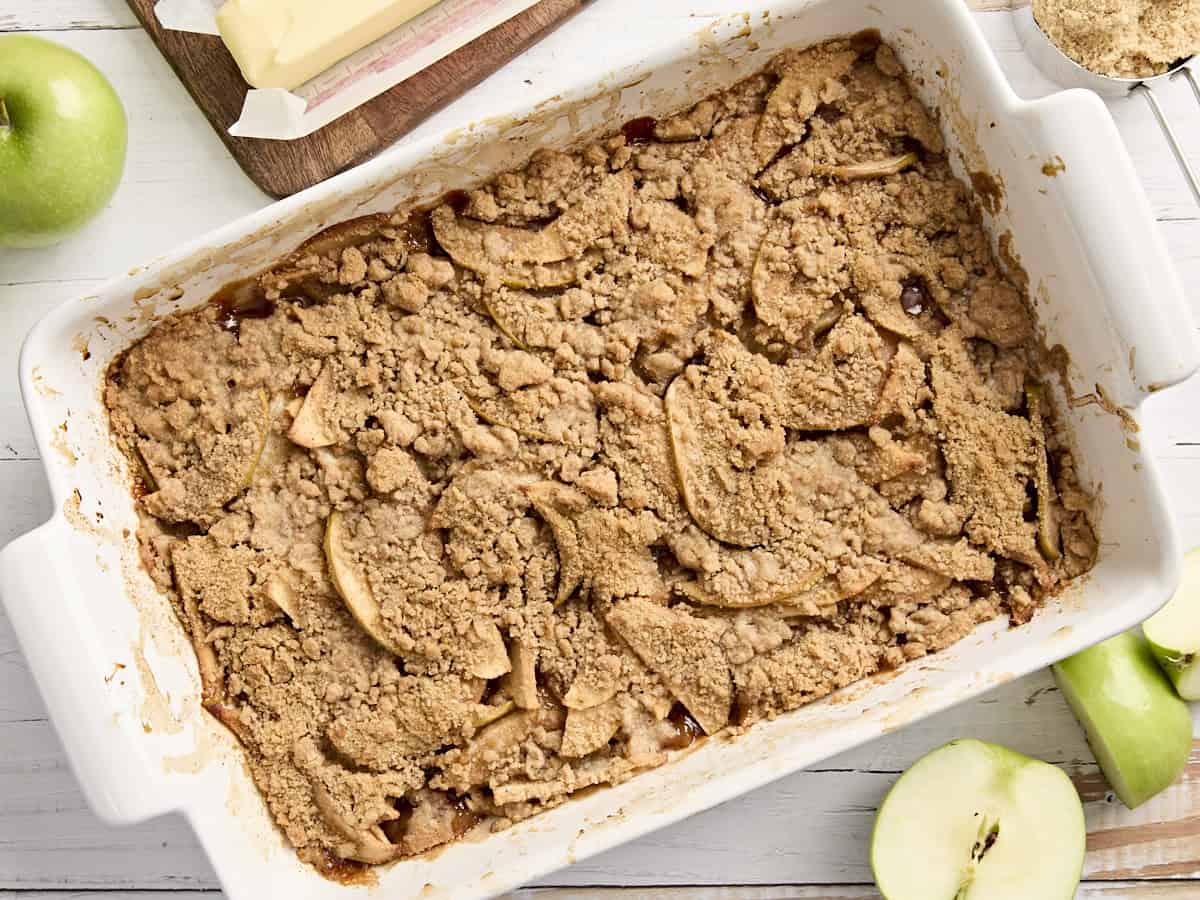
(0, 518, 172, 825)
(1021, 90, 1200, 394)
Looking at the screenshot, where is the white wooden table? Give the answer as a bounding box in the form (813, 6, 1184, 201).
(3, 2, 1200, 898)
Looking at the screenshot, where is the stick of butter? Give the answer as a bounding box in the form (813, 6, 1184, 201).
(217, 0, 444, 90)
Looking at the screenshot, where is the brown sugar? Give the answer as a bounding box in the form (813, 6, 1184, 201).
(105, 35, 1097, 874)
(1034, 0, 1199, 78)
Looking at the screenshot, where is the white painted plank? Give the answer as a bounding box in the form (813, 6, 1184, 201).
(0, 721, 215, 890)
(4, 884, 1200, 899)
(0, 1, 137, 31)
(0, 462, 57, 729)
(514, 887, 1200, 899)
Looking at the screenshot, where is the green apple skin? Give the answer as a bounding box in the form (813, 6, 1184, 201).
(1054, 630, 1192, 809)
(1143, 547, 1200, 700)
(871, 739, 1084, 900)
(0, 35, 127, 248)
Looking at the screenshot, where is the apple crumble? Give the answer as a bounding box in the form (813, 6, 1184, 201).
(105, 34, 1097, 874)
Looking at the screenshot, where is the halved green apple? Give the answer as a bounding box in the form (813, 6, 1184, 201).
(871, 739, 1085, 900)
(1143, 547, 1200, 699)
(1054, 630, 1192, 808)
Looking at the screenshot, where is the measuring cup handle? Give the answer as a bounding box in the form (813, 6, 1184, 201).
(1134, 79, 1200, 206)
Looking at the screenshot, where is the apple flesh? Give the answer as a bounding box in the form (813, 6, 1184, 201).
(1143, 547, 1200, 699)
(1054, 630, 1192, 809)
(872, 739, 1085, 900)
(0, 36, 127, 248)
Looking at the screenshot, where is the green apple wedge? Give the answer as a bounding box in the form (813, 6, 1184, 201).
(871, 739, 1085, 900)
(1054, 630, 1192, 809)
(1143, 547, 1200, 699)
(0, 36, 127, 247)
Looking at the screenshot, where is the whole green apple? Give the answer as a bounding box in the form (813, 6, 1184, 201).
(0, 35, 127, 248)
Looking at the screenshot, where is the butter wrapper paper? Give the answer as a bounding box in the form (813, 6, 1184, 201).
(154, 0, 543, 140)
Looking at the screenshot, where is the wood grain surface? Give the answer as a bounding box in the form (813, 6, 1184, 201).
(123, 0, 588, 198)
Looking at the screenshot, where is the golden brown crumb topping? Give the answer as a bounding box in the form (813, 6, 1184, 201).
(105, 36, 1097, 872)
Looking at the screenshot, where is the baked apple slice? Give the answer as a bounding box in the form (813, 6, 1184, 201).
(526, 481, 666, 606)
(1025, 382, 1061, 561)
(776, 315, 891, 431)
(663, 334, 792, 547)
(466, 378, 598, 447)
(323, 510, 406, 656)
(560, 698, 623, 758)
(288, 363, 339, 448)
(431, 172, 631, 287)
(466, 618, 511, 679)
(750, 211, 846, 347)
(608, 597, 731, 736)
(753, 45, 859, 166)
(812, 152, 917, 180)
(630, 199, 709, 276)
(505, 638, 540, 710)
(471, 699, 516, 729)
(141, 388, 270, 524)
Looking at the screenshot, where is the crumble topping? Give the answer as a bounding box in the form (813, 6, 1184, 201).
(105, 35, 1097, 874)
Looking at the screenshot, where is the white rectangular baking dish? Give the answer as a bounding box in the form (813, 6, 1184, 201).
(2, 1, 1196, 897)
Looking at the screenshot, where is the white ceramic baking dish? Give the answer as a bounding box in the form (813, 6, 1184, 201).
(2, 1, 1196, 897)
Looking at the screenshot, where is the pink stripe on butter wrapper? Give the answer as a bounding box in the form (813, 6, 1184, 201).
(306, 0, 515, 110)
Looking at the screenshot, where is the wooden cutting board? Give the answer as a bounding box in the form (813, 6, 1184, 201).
(125, 0, 590, 198)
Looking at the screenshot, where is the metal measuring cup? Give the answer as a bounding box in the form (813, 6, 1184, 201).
(1014, 5, 1200, 205)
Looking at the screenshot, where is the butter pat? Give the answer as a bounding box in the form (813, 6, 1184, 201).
(217, 0, 444, 90)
